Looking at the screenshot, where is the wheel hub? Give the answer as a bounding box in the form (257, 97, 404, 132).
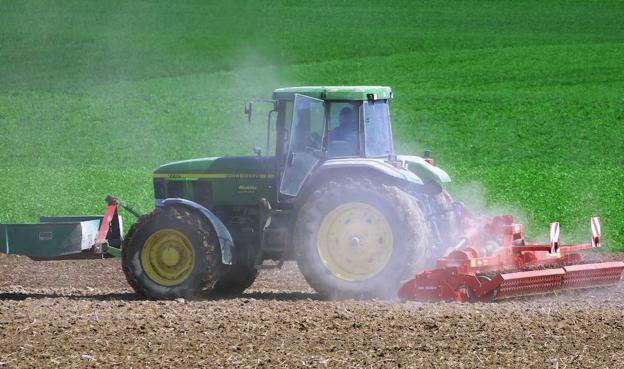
(161, 247, 181, 266)
(141, 229, 195, 286)
(317, 202, 394, 281)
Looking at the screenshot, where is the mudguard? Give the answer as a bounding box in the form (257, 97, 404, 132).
(161, 198, 234, 265)
(315, 158, 425, 185)
(397, 155, 451, 184)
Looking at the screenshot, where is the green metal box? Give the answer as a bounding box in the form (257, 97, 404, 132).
(0, 216, 103, 258)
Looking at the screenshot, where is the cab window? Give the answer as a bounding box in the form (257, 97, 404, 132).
(327, 101, 360, 157)
(363, 100, 392, 157)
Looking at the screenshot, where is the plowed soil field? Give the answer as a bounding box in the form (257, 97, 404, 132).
(1, 254, 624, 368)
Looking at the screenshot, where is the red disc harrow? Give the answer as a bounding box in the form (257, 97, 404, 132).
(398, 214, 624, 302)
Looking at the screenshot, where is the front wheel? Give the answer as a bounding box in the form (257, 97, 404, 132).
(121, 206, 224, 299)
(294, 178, 429, 299)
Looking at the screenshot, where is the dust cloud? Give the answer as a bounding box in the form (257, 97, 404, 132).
(449, 181, 528, 226)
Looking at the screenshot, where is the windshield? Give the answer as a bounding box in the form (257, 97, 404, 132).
(363, 100, 392, 157)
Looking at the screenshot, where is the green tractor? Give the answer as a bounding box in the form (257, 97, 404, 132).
(122, 86, 459, 299)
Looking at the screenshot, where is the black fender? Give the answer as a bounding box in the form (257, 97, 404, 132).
(161, 198, 234, 265)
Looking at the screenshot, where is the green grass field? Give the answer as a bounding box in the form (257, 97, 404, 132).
(1, 0, 623, 247)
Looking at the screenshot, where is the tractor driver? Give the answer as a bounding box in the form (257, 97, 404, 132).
(328, 106, 358, 156)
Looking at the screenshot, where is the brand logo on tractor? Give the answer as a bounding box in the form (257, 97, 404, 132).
(238, 185, 257, 193)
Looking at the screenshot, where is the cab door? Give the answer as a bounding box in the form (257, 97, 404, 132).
(279, 94, 325, 197)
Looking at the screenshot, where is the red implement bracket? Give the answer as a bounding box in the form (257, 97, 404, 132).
(93, 197, 122, 254)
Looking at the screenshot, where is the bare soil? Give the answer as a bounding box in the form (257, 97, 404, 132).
(1, 252, 624, 368)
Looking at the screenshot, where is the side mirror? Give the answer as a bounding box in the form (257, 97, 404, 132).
(253, 146, 262, 157)
(244, 101, 253, 123)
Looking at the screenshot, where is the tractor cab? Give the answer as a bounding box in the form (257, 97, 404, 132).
(265, 86, 396, 197)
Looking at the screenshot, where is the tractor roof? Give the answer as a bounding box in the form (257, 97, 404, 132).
(272, 86, 393, 101)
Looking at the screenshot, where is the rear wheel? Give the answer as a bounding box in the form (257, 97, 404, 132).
(122, 206, 224, 299)
(434, 189, 463, 251)
(294, 178, 429, 299)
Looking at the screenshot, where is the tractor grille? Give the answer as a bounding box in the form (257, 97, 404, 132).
(166, 181, 184, 198)
(155, 179, 212, 206)
(153, 178, 166, 199)
(192, 180, 213, 207)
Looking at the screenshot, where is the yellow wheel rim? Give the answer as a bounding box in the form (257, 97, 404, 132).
(317, 202, 394, 281)
(141, 229, 195, 286)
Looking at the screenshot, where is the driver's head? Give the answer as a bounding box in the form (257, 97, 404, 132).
(339, 107, 355, 128)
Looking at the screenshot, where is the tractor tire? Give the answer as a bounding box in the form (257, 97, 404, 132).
(434, 189, 463, 251)
(212, 264, 258, 296)
(121, 206, 225, 299)
(294, 178, 429, 299)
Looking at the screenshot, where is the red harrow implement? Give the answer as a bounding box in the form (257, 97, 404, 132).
(399, 215, 624, 302)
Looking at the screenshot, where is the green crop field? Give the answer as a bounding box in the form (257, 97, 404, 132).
(1, 0, 623, 248)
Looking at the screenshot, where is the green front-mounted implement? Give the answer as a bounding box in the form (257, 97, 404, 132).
(0, 196, 124, 260)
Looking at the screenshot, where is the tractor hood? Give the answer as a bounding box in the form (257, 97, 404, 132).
(153, 156, 274, 179)
(154, 157, 219, 175)
(152, 156, 276, 207)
